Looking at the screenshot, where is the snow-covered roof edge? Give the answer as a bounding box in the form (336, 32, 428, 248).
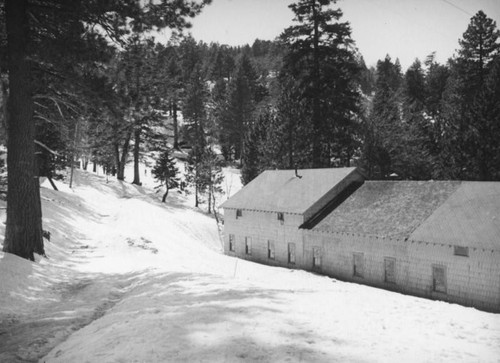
(220, 167, 363, 215)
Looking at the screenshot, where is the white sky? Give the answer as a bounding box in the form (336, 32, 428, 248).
(185, 0, 500, 70)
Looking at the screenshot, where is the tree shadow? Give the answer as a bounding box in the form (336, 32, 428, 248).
(43, 272, 363, 363)
(0, 272, 138, 363)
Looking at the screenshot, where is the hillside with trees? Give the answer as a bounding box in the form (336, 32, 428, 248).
(0, 0, 499, 263)
(0, 1, 499, 361)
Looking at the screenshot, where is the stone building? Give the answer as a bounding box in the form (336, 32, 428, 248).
(222, 168, 500, 312)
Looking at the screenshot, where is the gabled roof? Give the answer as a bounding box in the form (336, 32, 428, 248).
(311, 181, 461, 239)
(221, 167, 362, 215)
(311, 180, 500, 249)
(410, 182, 500, 248)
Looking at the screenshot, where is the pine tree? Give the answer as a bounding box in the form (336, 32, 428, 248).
(424, 53, 449, 162)
(199, 147, 224, 214)
(209, 47, 233, 81)
(467, 56, 500, 180)
(2, 0, 44, 260)
(206, 47, 231, 159)
(120, 35, 160, 186)
(458, 10, 500, 89)
(280, 0, 360, 167)
(210, 78, 229, 158)
(165, 50, 183, 150)
(439, 64, 466, 179)
(182, 64, 208, 207)
(440, 10, 500, 180)
(1, 0, 211, 260)
(398, 59, 434, 179)
(362, 55, 402, 179)
(152, 148, 180, 202)
(275, 75, 311, 169)
(241, 112, 268, 185)
(357, 56, 376, 96)
(219, 54, 258, 162)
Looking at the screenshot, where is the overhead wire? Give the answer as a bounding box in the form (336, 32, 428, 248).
(440, 0, 473, 17)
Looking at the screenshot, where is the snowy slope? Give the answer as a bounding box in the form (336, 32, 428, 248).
(0, 168, 499, 363)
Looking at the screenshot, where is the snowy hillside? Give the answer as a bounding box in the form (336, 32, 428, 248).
(0, 168, 499, 362)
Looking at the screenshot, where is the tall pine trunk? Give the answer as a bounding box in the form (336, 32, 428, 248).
(3, 0, 44, 260)
(0, 67, 7, 131)
(195, 164, 199, 207)
(311, 0, 322, 168)
(208, 163, 212, 214)
(173, 100, 179, 150)
(162, 177, 169, 203)
(132, 126, 141, 185)
(288, 112, 294, 169)
(115, 130, 131, 181)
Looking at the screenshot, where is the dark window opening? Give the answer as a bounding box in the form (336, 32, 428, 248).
(454, 246, 469, 257)
(245, 237, 252, 255)
(268, 240, 275, 260)
(432, 265, 447, 293)
(277, 212, 284, 224)
(384, 257, 396, 284)
(353, 253, 364, 278)
(313, 247, 321, 269)
(288, 243, 296, 264)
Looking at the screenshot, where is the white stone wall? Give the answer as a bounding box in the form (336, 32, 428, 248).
(223, 208, 305, 268)
(305, 231, 500, 312)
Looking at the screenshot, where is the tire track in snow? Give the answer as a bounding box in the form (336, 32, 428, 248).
(0, 274, 134, 363)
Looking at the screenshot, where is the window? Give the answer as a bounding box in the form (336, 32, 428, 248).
(236, 209, 242, 219)
(313, 247, 321, 269)
(288, 243, 296, 264)
(268, 240, 275, 260)
(384, 257, 396, 284)
(228, 234, 235, 252)
(432, 265, 447, 293)
(454, 246, 469, 257)
(353, 253, 364, 278)
(277, 212, 284, 224)
(245, 237, 252, 255)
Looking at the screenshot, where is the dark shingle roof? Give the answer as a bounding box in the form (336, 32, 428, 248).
(312, 181, 461, 239)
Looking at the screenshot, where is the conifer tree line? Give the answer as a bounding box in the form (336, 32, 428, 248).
(0, 0, 499, 260)
(239, 4, 500, 183)
(361, 10, 500, 181)
(0, 0, 212, 260)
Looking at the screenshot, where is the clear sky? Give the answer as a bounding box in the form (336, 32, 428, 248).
(183, 0, 500, 71)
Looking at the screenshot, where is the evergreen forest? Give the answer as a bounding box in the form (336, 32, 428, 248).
(0, 0, 499, 261)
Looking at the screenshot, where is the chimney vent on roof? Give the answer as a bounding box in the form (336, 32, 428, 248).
(295, 166, 302, 179)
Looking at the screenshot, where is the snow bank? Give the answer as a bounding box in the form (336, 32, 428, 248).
(0, 168, 499, 362)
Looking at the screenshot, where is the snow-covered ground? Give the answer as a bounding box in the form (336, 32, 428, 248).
(0, 166, 499, 362)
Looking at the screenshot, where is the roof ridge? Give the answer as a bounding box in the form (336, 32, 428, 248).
(221, 167, 362, 213)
